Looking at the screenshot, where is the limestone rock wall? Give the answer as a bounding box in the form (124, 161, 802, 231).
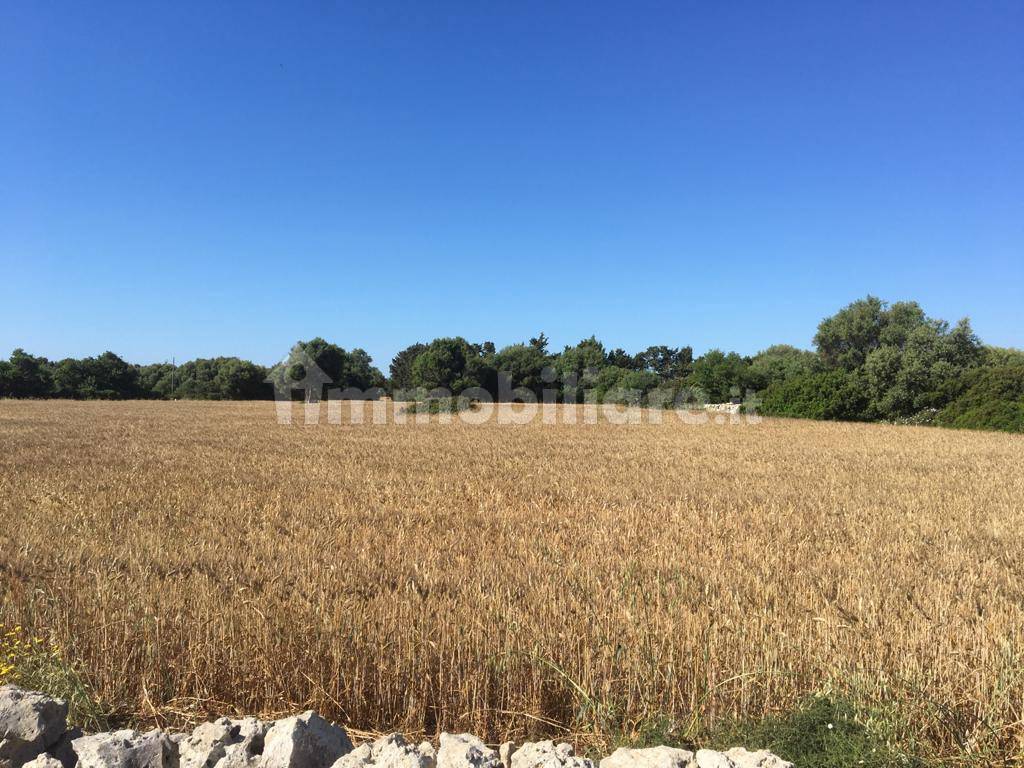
(0, 687, 792, 768)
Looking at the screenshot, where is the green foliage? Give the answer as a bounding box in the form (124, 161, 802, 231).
(861, 318, 983, 419)
(402, 396, 478, 414)
(52, 352, 141, 399)
(637, 345, 693, 380)
(493, 342, 551, 397)
(983, 345, 1024, 367)
(556, 336, 607, 378)
(591, 366, 661, 405)
(687, 349, 749, 403)
(761, 370, 869, 421)
(389, 342, 427, 394)
(136, 362, 175, 398)
(936, 363, 1024, 432)
(811, 297, 985, 422)
(0, 349, 53, 397)
(265, 339, 385, 401)
(410, 337, 491, 393)
(152, 357, 270, 400)
(747, 345, 817, 391)
(707, 696, 922, 768)
(1, 626, 110, 731)
(606, 348, 641, 370)
(1, 296, 1020, 432)
(296, 337, 385, 392)
(814, 296, 889, 371)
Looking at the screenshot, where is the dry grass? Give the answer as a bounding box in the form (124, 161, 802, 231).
(1, 400, 1022, 758)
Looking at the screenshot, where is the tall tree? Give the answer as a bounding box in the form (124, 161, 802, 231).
(688, 350, 751, 402)
(493, 343, 550, 397)
(411, 337, 485, 393)
(1, 349, 53, 398)
(389, 342, 427, 393)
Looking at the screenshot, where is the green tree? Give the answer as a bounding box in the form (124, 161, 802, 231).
(166, 357, 271, 400)
(389, 343, 427, 395)
(637, 345, 693, 380)
(984, 346, 1024, 367)
(493, 343, 550, 397)
(606, 348, 641, 370)
(213, 358, 269, 399)
(861, 318, 982, 418)
(1, 349, 54, 398)
(814, 296, 888, 370)
(554, 337, 608, 401)
(936, 362, 1024, 432)
(688, 349, 751, 402)
(51, 352, 140, 399)
(137, 363, 176, 399)
(411, 337, 486, 393)
(592, 367, 661, 404)
(0, 360, 12, 397)
(286, 338, 386, 396)
(747, 345, 817, 391)
(761, 370, 869, 421)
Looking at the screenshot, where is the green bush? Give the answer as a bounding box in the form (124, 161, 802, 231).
(403, 397, 479, 414)
(707, 695, 922, 768)
(936, 364, 1024, 432)
(760, 370, 868, 421)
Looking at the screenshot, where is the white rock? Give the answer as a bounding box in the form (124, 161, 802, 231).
(330, 734, 433, 768)
(417, 745, 435, 767)
(599, 746, 693, 768)
(497, 744, 514, 768)
(71, 729, 177, 768)
(722, 750, 790, 768)
(261, 713, 352, 768)
(217, 723, 272, 768)
(20, 756, 64, 768)
(693, 753, 733, 768)
(0, 686, 69, 768)
(435, 734, 498, 768)
(510, 742, 593, 768)
(180, 718, 270, 768)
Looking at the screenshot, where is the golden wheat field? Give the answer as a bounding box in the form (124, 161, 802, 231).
(1, 399, 1022, 752)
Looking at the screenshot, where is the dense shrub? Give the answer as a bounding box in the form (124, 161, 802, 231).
(760, 370, 869, 421)
(402, 396, 479, 414)
(936, 364, 1024, 432)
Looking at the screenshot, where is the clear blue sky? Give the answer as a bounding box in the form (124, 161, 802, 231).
(2, 2, 1021, 368)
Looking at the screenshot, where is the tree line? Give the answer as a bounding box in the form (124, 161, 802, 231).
(2, 296, 1021, 432)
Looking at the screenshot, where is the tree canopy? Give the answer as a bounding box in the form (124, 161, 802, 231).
(2, 296, 1019, 433)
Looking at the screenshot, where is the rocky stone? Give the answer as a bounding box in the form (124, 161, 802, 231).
(50, 727, 83, 768)
(20, 756, 64, 768)
(721, 750, 790, 768)
(599, 746, 693, 768)
(0, 686, 70, 768)
(435, 734, 498, 768)
(692, 752, 733, 768)
(261, 712, 351, 768)
(0, 688, 792, 768)
(178, 718, 269, 768)
(71, 729, 178, 768)
(510, 742, 593, 768)
(330, 734, 434, 768)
